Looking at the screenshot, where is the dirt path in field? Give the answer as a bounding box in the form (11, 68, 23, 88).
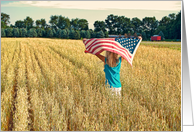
(8, 42, 21, 131)
(24, 45, 35, 131)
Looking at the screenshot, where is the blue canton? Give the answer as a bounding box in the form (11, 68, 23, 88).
(115, 38, 140, 54)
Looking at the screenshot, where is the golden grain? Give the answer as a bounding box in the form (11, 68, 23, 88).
(1, 38, 181, 131)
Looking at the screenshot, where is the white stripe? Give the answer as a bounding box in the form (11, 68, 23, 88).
(87, 42, 132, 60)
(84, 39, 90, 44)
(92, 46, 132, 63)
(85, 38, 97, 48)
(86, 39, 123, 49)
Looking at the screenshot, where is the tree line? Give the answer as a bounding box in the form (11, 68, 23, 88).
(1, 11, 181, 40)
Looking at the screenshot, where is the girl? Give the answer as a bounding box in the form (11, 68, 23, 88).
(85, 50, 124, 96)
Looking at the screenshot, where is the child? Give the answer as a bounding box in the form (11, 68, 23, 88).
(84, 36, 142, 96)
(85, 50, 124, 96)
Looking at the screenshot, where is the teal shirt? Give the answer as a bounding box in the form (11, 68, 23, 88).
(104, 57, 122, 88)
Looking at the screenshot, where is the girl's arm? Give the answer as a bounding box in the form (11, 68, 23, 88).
(121, 56, 124, 62)
(85, 50, 105, 63)
(95, 54, 105, 63)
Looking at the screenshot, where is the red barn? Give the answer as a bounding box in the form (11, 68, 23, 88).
(151, 35, 161, 41)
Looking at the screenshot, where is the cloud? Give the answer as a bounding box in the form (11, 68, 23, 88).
(1, 1, 181, 11)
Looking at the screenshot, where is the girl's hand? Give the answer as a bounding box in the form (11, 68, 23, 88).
(138, 36, 142, 40)
(83, 38, 87, 43)
(85, 50, 89, 53)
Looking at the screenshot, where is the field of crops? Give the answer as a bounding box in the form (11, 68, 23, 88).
(1, 38, 181, 131)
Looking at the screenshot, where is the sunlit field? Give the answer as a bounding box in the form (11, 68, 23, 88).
(1, 38, 181, 131)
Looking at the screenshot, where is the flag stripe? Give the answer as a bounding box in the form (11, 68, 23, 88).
(85, 38, 97, 48)
(93, 47, 132, 65)
(83, 37, 141, 67)
(86, 40, 132, 59)
(85, 38, 115, 49)
(88, 43, 132, 60)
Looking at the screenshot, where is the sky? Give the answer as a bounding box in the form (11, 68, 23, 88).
(1, 1, 182, 30)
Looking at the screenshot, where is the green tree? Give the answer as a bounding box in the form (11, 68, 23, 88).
(19, 28, 27, 37)
(174, 11, 181, 39)
(115, 16, 126, 34)
(168, 11, 181, 39)
(1, 28, 6, 37)
(1, 21, 7, 28)
(52, 28, 56, 37)
(27, 28, 37, 37)
(169, 13, 176, 20)
(80, 30, 86, 38)
(24, 16, 34, 30)
(57, 15, 70, 29)
(61, 29, 68, 39)
(141, 32, 147, 40)
(36, 28, 44, 37)
(56, 29, 62, 38)
(1, 12, 10, 26)
(6, 28, 13, 37)
(40, 19, 46, 29)
(158, 16, 170, 39)
(74, 30, 80, 39)
(131, 17, 142, 33)
(94, 21, 106, 32)
(15, 20, 25, 28)
(96, 30, 105, 38)
(154, 25, 166, 37)
(13, 28, 19, 37)
(158, 31, 165, 40)
(105, 14, 132, 35)
(70, 18, 79, 30)
(47, 29, 53, 38)
(10, 24, 15, 28)
(142, 16, 158, 38)
(158, 11, 181, 39)
(122, 17, 132, 35)
(49, 15, 58, 29)
(66, 29, 70, 39)
(85, 30, 91, 39)
(35, 20, 42, 28)
(159, 16, 171, 26)
(69, 30, 75, 39)
(90, 30, 96, 38)
(105, 14, 116, 35)
(78, 19, 88, 30)
(104, 31, 109, 38)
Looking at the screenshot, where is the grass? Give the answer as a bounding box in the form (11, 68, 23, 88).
(1, 38, 181, 131)
(141, 41, 181, 51)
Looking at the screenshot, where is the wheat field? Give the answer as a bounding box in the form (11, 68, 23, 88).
(1, 38, 181, 131)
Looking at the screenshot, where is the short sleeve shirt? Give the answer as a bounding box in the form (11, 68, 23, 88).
(104, 57, 122, 88)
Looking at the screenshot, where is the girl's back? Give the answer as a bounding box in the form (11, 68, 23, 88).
(104, 56, 122, 88)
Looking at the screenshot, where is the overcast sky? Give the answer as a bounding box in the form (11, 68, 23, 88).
(1, 1, 181, 29)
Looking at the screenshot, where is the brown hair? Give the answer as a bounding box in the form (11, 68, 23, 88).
(134, 33, 138, 37)
(124, 33, 128, 38)
(106, 51, 119, 67)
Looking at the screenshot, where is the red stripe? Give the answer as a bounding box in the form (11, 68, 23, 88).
(91, 45, 132, 62)
(94, 47, 131, 62)
(87, 41, 132, 59)
(85, 39, 98, 49)
(84, 38, 96, 47)
(85, 38, 115, 49)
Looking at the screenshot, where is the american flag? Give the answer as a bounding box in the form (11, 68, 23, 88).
(83, 37, 142, 67)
